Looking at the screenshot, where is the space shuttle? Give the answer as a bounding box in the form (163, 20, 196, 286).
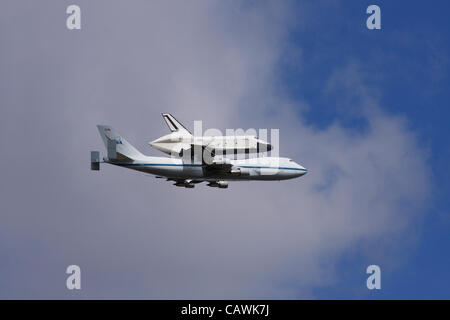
(149, 113, 273, 158)
(91, 115, 307, 189)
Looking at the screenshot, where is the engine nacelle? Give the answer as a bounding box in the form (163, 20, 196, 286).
(207, 181, 229, 189)
(174, 181, 195, 188)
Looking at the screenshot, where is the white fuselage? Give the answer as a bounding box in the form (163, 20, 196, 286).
(149, 132, 272, 157)
(107, 156, 307, 181)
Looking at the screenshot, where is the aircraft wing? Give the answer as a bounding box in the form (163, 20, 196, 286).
(202, 157, 239, 176)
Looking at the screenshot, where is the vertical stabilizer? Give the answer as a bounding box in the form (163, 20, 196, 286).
(162, 113, 192, 135)
(97, 125, 144, 161)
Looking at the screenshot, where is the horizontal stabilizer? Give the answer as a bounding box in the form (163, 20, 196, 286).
(91, 151, 100, 170)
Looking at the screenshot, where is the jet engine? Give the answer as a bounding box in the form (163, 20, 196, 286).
(174, 181, 195, 188)
(207, 181, 229, 189)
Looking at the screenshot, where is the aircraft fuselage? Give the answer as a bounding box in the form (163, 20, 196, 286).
(107, 156, 307, 181)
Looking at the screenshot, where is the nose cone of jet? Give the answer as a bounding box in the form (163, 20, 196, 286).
(294, 163, 308, 177)
(299, 165, 307, 176)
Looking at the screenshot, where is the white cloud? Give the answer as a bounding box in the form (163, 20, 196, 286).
(0, 0, 430, 298)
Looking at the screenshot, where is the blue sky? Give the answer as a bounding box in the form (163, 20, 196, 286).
(278, 1, 450, 298)
(0, 0, 448, 299)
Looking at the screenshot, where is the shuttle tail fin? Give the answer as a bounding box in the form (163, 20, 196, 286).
(162, 113, 192, 136)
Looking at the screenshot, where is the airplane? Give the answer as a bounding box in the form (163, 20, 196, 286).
(91, 121, 307, 189)
(149, 113, 273, 157)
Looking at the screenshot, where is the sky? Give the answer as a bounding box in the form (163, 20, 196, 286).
(0, 0, 449, 299)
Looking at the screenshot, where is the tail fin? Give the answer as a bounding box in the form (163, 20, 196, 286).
(162, 113, 192, 135)
(97, 125, 144, 161)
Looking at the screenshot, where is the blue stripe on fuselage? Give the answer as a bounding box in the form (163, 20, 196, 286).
(114, 163, 307, 171)
(239, 165, 307, 171)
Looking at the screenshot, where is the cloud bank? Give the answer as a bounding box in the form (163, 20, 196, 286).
(0, 0, 430, 298)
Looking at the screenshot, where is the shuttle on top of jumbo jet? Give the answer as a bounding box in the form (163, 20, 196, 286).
(149, 113, 273, 157)
(90, 114, 307, 189)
